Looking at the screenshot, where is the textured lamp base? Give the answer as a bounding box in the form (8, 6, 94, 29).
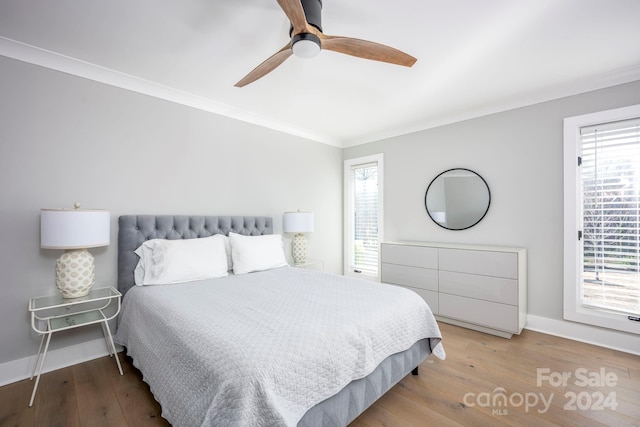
(56, 249, 95, 298)
(292, 233, 308, 265)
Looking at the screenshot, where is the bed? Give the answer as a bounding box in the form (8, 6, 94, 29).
(115, 215, 444, 427)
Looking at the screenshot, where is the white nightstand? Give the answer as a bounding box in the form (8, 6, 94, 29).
(28, 286, 123, 407)
(292, 259, 324, 271)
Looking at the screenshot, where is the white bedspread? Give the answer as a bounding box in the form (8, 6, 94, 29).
(115, 267, 444, 427)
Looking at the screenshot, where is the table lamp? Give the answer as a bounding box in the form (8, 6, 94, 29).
(40, 204, 110, 298)
(283, 211, 314, 265)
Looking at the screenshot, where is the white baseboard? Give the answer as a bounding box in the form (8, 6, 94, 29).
(525, 314, 640, 356)
(0, 339, 123, 387)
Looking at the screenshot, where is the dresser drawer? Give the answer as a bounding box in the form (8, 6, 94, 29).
(382, 263, 438, 292)
(381, 244, 438, 269)
(439, 248, 518, 279)
(439, 293, 518, 333)
(439, 271, 517, 305)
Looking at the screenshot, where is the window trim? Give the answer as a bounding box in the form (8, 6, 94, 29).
(344, 154, 384, 280)
(563, 104, 640, 335)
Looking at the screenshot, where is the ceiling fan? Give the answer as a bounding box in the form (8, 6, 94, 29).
(234, 0, 417, 87)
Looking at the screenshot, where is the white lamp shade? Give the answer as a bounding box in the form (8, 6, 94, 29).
(283, 212, 314, 233)
(41, 209, 110, 249)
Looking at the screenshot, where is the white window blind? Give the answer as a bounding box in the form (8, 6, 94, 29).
(580, 117, 640, 316)
(350, 162, 379, 274)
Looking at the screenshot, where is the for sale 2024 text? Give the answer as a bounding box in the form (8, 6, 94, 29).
(537, 367, 618, 411)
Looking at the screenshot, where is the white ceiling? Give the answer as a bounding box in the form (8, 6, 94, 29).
(1, 0, 640, 147)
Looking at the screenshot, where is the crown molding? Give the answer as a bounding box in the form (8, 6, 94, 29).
(342, 64, 640, 147)
(2, 36, 638, 149)
(0, 36, 342, 148)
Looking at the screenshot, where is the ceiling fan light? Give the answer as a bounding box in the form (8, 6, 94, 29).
(292, 33, 321, 59)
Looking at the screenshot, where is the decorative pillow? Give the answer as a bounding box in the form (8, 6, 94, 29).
(134, 235, 229, 285)
(229, 232, 288, 275)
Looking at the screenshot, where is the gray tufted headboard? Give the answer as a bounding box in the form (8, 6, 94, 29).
(118, 215, 273, 296)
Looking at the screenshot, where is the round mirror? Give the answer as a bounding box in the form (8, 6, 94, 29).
(424, 168, 491, 230)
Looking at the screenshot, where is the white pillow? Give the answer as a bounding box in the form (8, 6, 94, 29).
(134, 235, 229, 285)
(229, 232, 288, 275)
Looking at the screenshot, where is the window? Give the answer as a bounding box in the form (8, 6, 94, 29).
(564, 105, 640, 335)
(344, 154, 384, 279)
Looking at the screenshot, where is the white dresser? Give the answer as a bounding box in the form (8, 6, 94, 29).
(381, 241, 527, 338)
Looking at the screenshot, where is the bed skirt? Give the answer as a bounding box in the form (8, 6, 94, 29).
(299, 338, 430, 426)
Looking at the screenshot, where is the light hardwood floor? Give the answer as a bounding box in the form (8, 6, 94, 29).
(1, 322, 638, 427)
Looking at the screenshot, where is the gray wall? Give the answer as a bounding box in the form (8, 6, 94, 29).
(344, 80, 640, 328)
(0, 56, 343, 364)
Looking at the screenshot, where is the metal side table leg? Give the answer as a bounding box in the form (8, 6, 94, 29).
(29, 331, 52, 407)
(30, 333, 46, 381)
(102, 320, 123, 375)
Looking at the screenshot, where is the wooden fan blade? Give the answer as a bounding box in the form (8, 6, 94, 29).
(320, 35, 417, 67)
(235, 44, 293, 87)
(277, 0, 311, 34)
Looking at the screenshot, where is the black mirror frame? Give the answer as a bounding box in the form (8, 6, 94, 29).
(424, 168, 491, 231)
